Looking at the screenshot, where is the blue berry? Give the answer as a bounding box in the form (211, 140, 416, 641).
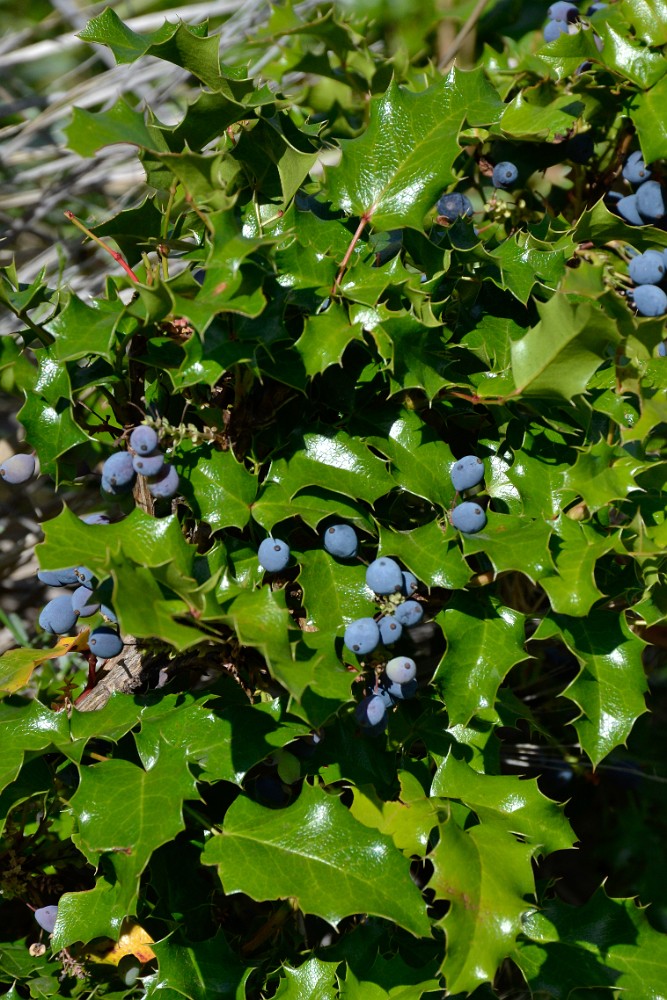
(37, 567, 80, 587)
(451, 501, 487, 533)
(402, 570, 418, 596)
(354, 694, 387, 730)
(395, 600, 424, 627)
(258, 538, 290, 572)
(636, 180, 665, 221)
(344, 617, 380, 655)
(75, 567, 95, 588)
(437, 192, 474, 221)
(0, 454, 35, 485)
(72, 586, 100, 617)
(39, 596, 78, 635)
(130, 426, 159, 455)
(378, 616, 402, 645)
(101, 452, 135, 489)
(450, 455, 485, 492)
(658, 341, 667, 357)
(323, 524, 358, 558)
(622, 151, 651, 186)
(101, 604, 117, 623)
(381, 677, 418, 701)
(366, 557, 403, 595)
(543, 18, 569, 41)
(492, 161, 518, 189)
(586, 1, 607, 10)
(147, 463, 179, 499)
(89, 627, 123, 659)
(616, 195, 644, 226)
(628, 250, 665, 285)
(548, 1, 578, 19)
(632, 284, 667, 317)
(385, 656, 417, 684)
(34, 905, 59, 933)
(132, 450, 165, 477)
(81, 513, 110, 525)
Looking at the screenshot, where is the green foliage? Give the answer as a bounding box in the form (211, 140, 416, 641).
(2, 1, 667, 998)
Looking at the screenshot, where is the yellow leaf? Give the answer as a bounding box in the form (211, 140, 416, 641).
(0, 629, 90, 695)
(83, 919, 156, 966)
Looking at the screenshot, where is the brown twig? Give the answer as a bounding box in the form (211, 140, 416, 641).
(438, 0, 489, 71)
(64, 211, 140, 283)
(332, 214, 370, 295)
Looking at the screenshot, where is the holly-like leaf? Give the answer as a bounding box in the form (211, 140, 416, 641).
(511, 296, 620, 399)
(433, 592, 528, 726)
(145, 930, 251, 1000)
(429, 815, 536, 994)
(327, 68, 503, 231)
(70, 745, 199, 918)
(203, 782, 431, 936)
(516, 889, 667, 999)
(298, 549, 371, 632)
(534, 610, 648, 764)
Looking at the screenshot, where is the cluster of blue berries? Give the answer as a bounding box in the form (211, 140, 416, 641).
(346, 555, 424, 734)
(37, 549, 123, 660)
(450, 455, 487, 534)
(626, 247, 667, 317)
(616, 152, 665, 235)
(0, 453, 36, 485)
(101, 425, 179, 501)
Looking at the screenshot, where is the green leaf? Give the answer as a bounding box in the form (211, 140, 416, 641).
(562, 440, 641, 512)
(274, 958, 339, 1000)
(430, 815, 535, 994)
(378, 521, 471, 590)
(511, 296, 620, 399)
(52, 878, 127, 949)
(630, 73, 667, 163)
(433, 592, 528, 726)
(540, 515, 620, 617)
(66, 99, 168, 157)
(365, 407, 455, 509)
(350, 770, 441, 857)
(180, 445, 257, 531)
(295, 306, 365, 378)
(265, 430, 394, 505)
(432, 754, 576, 854)
(516, 889, 667, 999)
(298, 549, 371, 632)
(70, 745, 199, 918)
(203, 783, 431, 936)
(146, 930, 251, 1000)
(327, 69, 503, 231)
(45, 294, 128, 363)
(534, 610, 648, 764)
(0, 700, 69, 795)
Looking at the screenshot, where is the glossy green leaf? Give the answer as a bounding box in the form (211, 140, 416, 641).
(147, 930, 251, 1000)
(180, 445, 257, 531)
(327, 69, 503, 231)
(434, 592, 528, 726)
(203, 783, 431, 936)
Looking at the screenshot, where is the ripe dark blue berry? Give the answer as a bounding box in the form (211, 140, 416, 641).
(39, 596, 78, 635)
(632, 284, 667, 317)
(101, 452, 135, 490)
(132, 450, 165, 477)
(354, 694, 387, 730)
(366, 557, 403, 595)
(34, 905, 59, 933)
(543, 18, 568, 41)
(628, 250, 665, 285)
(616, 195, 644, 226)
(492, 161, 518, 189)
(0, 454, 36, 484)
(147, 463, 179, 499)
(385, 656, 417, 684)
(344, 617, 380, 655)
(451, 501, 487, 533)
(130, 426, 159, 455)
(323, 524, 358, 558)
(636, 180, 665, 221)
(450, 455, 485, 492)
(623, 151, 652, 186)
(378, 616, 402, 645)
(258, 538, 290, 572)
(548, 1, 577, 19)
(89, 627, 123, 659)
(437, 192, 474, 221)
(395, 600, 424, 627)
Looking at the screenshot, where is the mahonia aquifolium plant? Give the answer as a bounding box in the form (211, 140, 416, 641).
(1, 1, 667, 997)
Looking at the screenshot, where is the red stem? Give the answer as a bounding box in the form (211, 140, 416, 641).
(64, 211, 139, 283)
(332, 214, 371, 295)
